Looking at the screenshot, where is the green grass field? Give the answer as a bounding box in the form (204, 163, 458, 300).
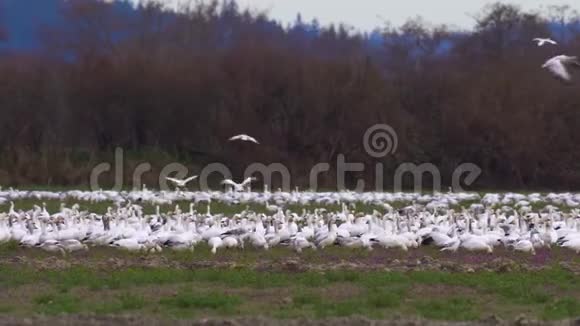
(1, 192, 579, 321)
(1, 237, 580, 322)
(0, 265, 579, 320)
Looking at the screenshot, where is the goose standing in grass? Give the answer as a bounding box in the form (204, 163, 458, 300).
(291, 235, 315, 253)
(316, 225, 337, 249)
(441, 237, 460, 252)
(222, 235, 243, 249)
(517, 240, 536, 254)
(208, 236, 224, 254)
(265, 200, 280, 213)
(560, 238, 580, 253)
(247, 231, 269, 250)
(60, 239, 89, 252)
(110, 238, 143, 251)
(38, 240, 66, 255)
(460, 237, 493, 253)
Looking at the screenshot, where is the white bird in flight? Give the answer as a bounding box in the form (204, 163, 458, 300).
(166, 175, 198, 188)
(533, 38, 557, 46)
(221, 177, 256, 192)
(229, 134, 259, 144)
(542, 55, 580, 83)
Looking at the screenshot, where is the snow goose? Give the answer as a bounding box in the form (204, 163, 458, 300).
(37, 240, 66, 255)
(460, 237, 493, 253)
(291, 235, 315, 253)
(560, 238, 580, 253)
(208, 236, 223, 254)
(533, 38, 557, 46)
(542, 55, 580, 83)
(228, 134, 259, 144)
(166, 175, 198, 189)
(61, 239, 88, 252)
(222, 235, 243, 249)
(513, 239, 535, 255)
(110, 238, 144, 251)
(221, 179, 246, 192)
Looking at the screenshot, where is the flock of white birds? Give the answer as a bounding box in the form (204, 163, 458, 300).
(2, 188, 580, 256)
(0, 37, 578, 257)
(535, 37, 580, 83)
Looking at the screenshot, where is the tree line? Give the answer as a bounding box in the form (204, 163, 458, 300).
(0, 0, 579, 190)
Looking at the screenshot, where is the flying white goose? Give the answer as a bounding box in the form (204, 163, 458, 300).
(533, 38, 557, 46)
(542, 55, 580, 83)
(166, 175, 198, 188)
(228, 134, 259, 144)
(221, 177, 256, 192)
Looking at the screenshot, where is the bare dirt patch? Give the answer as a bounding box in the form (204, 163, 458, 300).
(0, 315, 578, 326)
(409, 284, 479, 299)
(2, 246, 580, 274)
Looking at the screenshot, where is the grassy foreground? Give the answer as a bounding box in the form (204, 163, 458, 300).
(0, 265, 579, 321)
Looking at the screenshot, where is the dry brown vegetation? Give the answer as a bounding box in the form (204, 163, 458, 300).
(0, 1, 580, 190)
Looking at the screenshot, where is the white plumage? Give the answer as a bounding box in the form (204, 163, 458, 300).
(1, 190, 580, 257)
(165, 175, 198, 188)
(533, 37, 557, 46)
(542, 55, 580, 83)
(228, 134, 259, 144)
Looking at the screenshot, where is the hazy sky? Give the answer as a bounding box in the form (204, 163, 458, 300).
(160, 0, 573, 31)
